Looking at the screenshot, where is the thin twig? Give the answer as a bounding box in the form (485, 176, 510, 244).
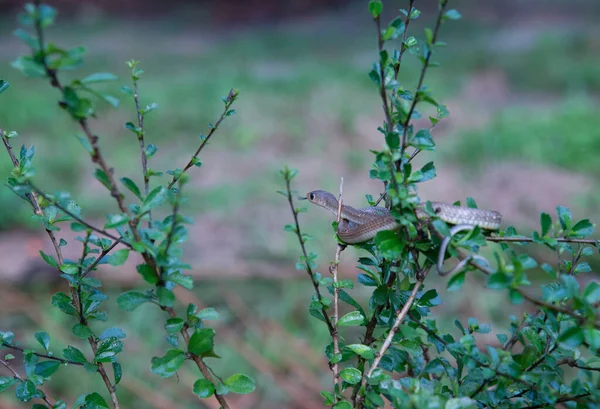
(451, 249, 599, 329)
(27, 183, 130, 247)
(1, 343, 84, 366)
(517, 393, 592, 409)
(355, 276, 428, 407)
(398, 0, 448, 164)
(1, 129, 64, 264)
(162, 307, 230, 409)
(366, 277, 425, 378)
(131, 70, 151, 228)
(487, 236, 599, 245)
(284, 175, 335, 335)
(373, 15, 393, 131)
(328, 178, 344, 395)
(82, 241, 120, 277)
(167, 89, 238, 189)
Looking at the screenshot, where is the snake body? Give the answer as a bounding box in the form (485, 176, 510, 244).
(306, 190, 502, 244)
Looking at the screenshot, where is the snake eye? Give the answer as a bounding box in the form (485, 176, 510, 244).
(309, 193, 315, 200)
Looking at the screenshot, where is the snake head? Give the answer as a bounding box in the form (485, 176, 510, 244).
(305, 190, 336, 205)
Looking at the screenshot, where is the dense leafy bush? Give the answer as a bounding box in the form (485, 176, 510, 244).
(282, 1, 600, 408)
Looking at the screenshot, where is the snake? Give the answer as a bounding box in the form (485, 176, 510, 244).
(305, 190, 502, 274)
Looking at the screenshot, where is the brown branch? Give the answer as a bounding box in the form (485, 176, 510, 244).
(366, 277, 425, 378)
(487, 236, 599, 245)
(131, 69, 151, 227)
(167, 88, 238, 189)
(284, 175, 335, 335)
(558, 358, 600, 372)
(162, 307, 230, 409)
(328, 178, 344, 396)
(1, 129, 64, 264)
(518, 393, 592, 409)
(1, 342, 84, 367)
(355, 276, 428, 407)
(398, 0, 448, 163)
(373, 15, 393, 131)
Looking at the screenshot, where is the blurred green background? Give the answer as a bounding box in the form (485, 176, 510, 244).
(0, 0, 599, 408)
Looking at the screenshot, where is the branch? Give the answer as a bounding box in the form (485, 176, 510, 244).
(130, 64, 151, 227)
(328, 178, 344, 396)
(399, 0, 448, 162)
(162, 307, 231, 409)
(167, 88, 238, 189)
(283, 173, 335, 335)
(27, 183, 131, 247)
(1, 129, 64, 265)
(1, 342, 84, 366)
(450, 249, 600, 329)
(487, 236, 599, 245)
(367, 277, 425, 378)
(355, 276, 428, 407)
(373, 14, 393, 131)
(518, 393, 592, 409)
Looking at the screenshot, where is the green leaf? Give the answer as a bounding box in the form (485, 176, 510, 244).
(117, 291, 153, 311)
(165, 318, 185, 334)
(411, 129, 435, 150)
(136, 264, 158, 285)
(72, 324, 93, 339)
(105, 249, 129, 266)
(193, 378, 216, 398)
(63, 346, 87, 364)
(447, 271, 466, 291)
(112, 362, 122, 385)
(169, 273, 194, 290)
(121, 177, 142, 200)
(557, 326, 584, 348)
(39, 250, 59, 268)
(34, 331, 50, 352)
(0, 376, 17, 392)
(15, 379, 37, 402)
(99, 327, 126, 340)
(224, 374, 255, 394)
(0, 80, 9, 95)
(188, 329, 216, 356)
(34, 361, 60, 377)
(385, 132, 399, 150)
(540, 213, 552, 236)
(443, 9, 462, 20)
(142, 186, 167, 212)
(80, 72, 118, 84)
(333, 402, 352, 409)
(487, 272, 511, 289)
(94, 337, 123, 363)
(374, 230, 404, 259)
(368, 0, 383, 18)
(104, 213, 129, 229)
(340, 367, 362, 384)
(94, 168, 112, 190)
(150, 349, 186, 378)
(82, 392, 109, 408)
(556, 206, 572, 230)
(445, 397, 477, 409)
(196, 308, 219, 321)
(569, 219, 594, 238)
(337, 311, 365, 327)
(344, 344, 375, 359)
(157, 287, 175, 307)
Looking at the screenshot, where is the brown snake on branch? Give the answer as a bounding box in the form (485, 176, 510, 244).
(304, 190, 502, 275)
